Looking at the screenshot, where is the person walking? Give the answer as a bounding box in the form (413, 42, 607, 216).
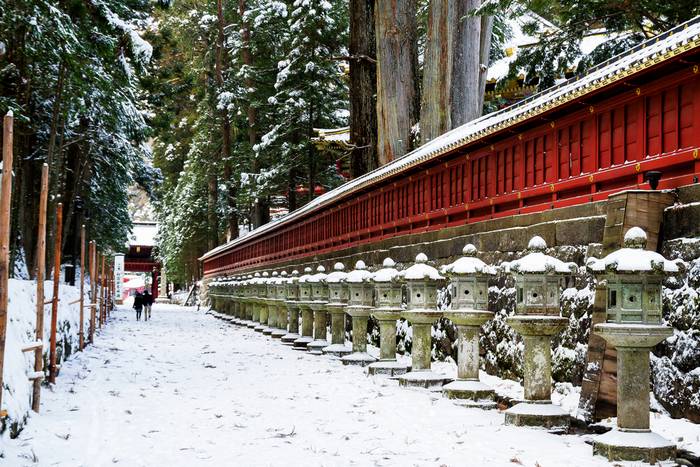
(133, 291, 144, 321)
(143, 290, 153, 321)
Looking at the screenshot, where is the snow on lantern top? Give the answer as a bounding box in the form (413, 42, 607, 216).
(326, 262, 349, 304)
(587, 227, 678, 324)
(441, 244, 494, 312)
(346, 260, 374, 307)
(298, 266, 314, 300)
(309, 265, 329, 301)
(402, 253, 443, 311)
(508, 236, 576, 316)
(372, 257, 402, 309)
(285, 270, 300, 300)
(402, 253, 444, 281)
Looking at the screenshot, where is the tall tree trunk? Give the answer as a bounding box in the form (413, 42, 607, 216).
(216, 0, 238, 239)
(349, 0, 378, 178)
(477, 15, 494, 112)
(452, 0, 483, 127)
(239, 0, 269, 228)
(375, 0, 419, 165)
(421, 1, 456, 143)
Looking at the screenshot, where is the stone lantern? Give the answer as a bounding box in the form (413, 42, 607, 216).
(270, 271, 289, 338)
(255, 272, 271, 333)
(234, 276, 246, 325)
(440, 244, 496, 406)
(281, 270, 301, 345)
(398, 253, 450, 389)
(340, 260, 378, 366)
(588, 227, 678, 463)
(504, 236, 576, 430)
(249, 272, 262, 327)
(262, 271, 279, 335)
(308, 266, 330, 354)
(368, 258, 410, 376)
(293, 267, 315, 350)
(244, 275, 257, 328)
(323, 263, 352, 357)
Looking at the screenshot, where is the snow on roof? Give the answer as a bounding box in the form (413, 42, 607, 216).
(201, 18, 700, 263)
(441, 244, 496, 276)
(372, 258, 401, 283)
(313, 127, 350, 144)
(586, 227, 679, 274)
(128, 222, 157, 247)
(402, 253, 444, 281)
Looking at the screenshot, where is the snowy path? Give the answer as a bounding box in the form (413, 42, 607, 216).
(3, 304, 614, 467)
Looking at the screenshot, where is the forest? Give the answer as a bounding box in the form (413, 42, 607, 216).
(1, 0, 699, 284)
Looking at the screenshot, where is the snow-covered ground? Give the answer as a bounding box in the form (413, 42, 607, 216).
(1, 304, 696, 466)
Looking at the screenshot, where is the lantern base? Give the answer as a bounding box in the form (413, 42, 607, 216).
(262, 327, 274, 335)
(322, 343, 352, 357)
(504, 401, 569, 432)
(593, 429, 675, 464)
(367, 359, 410, 376)
(245, 321, 258, 329)
(442, 380, 496, 407)
(307, 339, 329, 355)
(292, 336, 313, 350)
(280, 333, 299, 345)
(398, 370, 452, 391)
(271, 328, 287, 338)
(254, 323, 266, 332)
(341, 352, 377, 366)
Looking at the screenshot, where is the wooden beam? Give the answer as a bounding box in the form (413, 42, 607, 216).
(49, 202, 62, 384)
(32, 163, 48, 412)
(0, 111, 14, 411)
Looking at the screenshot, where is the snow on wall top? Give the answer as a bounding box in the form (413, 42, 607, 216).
(201, 17, 700, 265)
(128, 222, 157, 247)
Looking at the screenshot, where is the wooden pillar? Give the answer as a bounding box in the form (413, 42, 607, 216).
(0, 111, 14, 414)
(49, 202, 63, 384)
(100, 254, 105, 326)
(78, 225, 85, 350)
(32, 163, 48, 412)
(89, 241, 96, 342)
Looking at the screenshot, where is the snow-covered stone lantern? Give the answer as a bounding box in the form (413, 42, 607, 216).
(368, 258, 410, 376)
(340, 260, 377, 366)
(398, 253, 450, 389)
(588, 227, 677, 463)
(307, 266, 330, 354)
(504, 236, 576, 430)
(249, 272, 263, 327)
(293, 267, 315, 349)
(322, 263, 352, 357)
(244, 274, 257, 328)
(281, 270, 301, 345)
(270, 271, 289, 338)
(440, 244, 496, 405)
(262, 271, 278, 335)
(255, 272, 271, 333)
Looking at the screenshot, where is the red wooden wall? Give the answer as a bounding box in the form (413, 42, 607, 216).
(204, 69, 700, 276)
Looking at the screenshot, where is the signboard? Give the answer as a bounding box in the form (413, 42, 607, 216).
(114, 254, 125, 304)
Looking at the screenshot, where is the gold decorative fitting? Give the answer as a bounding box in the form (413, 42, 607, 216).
(693, 64, 699, 74)
(489, 198, 493, 205)
(588, 175, 594, 182)
(693, 149, 699, 159)
(550, 121, 555, 128)
(517, 192, 521, 199)
(518, 134, 523, 141)
(635, 87, 641, 95)
(635, 163, 641, 172)
(589, 106, 595, 113)
(550, 184, 555, 192)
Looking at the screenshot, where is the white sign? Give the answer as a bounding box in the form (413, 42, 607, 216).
(114, 254, 125, 300)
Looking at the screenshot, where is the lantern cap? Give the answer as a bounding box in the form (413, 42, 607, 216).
(346, 260, 373, 283)
(442, 244, 496, 276)
(308, 265, 328, 283)
(402, 253, 444, 280)
(271, 271, 278, 277)
(298, 267, 314, 283)
(506, 236, 577, 274)
(262, 271, 269, 277)
(586, 227, 678, 274)
(373, 257, 401, 282)
(326, 262, 348, 283)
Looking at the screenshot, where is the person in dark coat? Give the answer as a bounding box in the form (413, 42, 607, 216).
(143, 290, 153, 321)
(133, 291, 144, 321)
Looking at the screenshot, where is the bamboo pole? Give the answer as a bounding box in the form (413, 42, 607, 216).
(88, 241, 96, 343)
(32, 163, 48, 412)
(78, 224, 85, 351)
(0, 111, 14, 414)
(49, 202, 62, 384)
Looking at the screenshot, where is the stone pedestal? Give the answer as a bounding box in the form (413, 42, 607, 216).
(271, 305, 287, 338)
(504, 315, 570, 431)
(592, 324, 675, 463)
(323, 304, 352, 356)
(255, 301, 268, 332)
(341, 306, 377, 366)
(442, 311, 495, 407)
(281, 302, 300, 345)
(368, 310, 409, 376)
(244, 301, 257, 328)
(262, 300, 275, 335)
(293, 303, 314, 350)
(398, 312, 451, 390)
(307, 302, 329, 355)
